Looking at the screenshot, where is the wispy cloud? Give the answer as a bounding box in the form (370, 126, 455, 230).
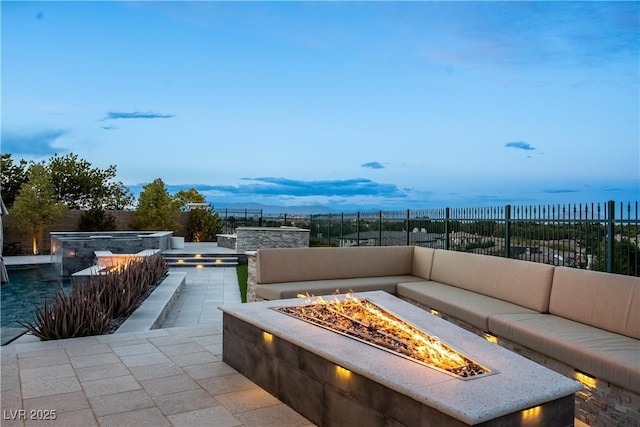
(505, 141, 536, 151)
(160, 177, 407, 199)
(1, 129, 68, 156)
(102, 111, 175, 120)
(543, 188, 579, 194)
(362, 161, 385, 169)
(101, 125, 118, 131)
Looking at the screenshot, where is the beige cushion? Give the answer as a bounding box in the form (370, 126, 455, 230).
(489, 313, 640, 394)
(254, 275, 424, 300)
(549, 267, 640, 339)
(429, 250, 554, 312)
(397, 281, 538, 331)
(256, 246, 414, 284)
(411, 246, 435, 280)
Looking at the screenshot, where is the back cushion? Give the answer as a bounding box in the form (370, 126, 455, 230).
(550, 267, 640, 339)
(411, 246, 435, 280)
(430, 250, 555, 312)
(256, 246, 414, 284)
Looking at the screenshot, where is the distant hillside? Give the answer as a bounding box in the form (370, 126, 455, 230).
(213, 202, 339, 215)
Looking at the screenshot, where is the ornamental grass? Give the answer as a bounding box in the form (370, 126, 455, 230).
(19, 255, 168, 340)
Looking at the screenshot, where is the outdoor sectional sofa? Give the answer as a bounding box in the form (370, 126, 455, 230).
(249, 245, 640, 426)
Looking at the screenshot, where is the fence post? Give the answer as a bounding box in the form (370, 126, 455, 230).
(505, 204, 511, 258)
(406, 209, 410, 246)
(378, 211, 382, 246)
(606, 200, 615, 273)
(357, 211, 361, 246)
(445, 207, 450, 250)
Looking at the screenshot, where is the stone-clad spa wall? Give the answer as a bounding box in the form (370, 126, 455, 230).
(235, 226, 309, 253)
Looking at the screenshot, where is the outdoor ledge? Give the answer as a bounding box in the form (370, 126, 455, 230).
(115, 271, 186, 333)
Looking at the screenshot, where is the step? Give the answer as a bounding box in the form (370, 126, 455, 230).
(163, 254, 239, 268)
(167, 260, 238, 268)
(164, 257, 238, 263)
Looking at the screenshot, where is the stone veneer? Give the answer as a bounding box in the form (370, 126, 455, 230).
(246, 252, 258, 302)
(216, 234, 237, 250)
(235, 226, 309, 253)
(51, 231, 173, 276)
(220, 291, 581, 427)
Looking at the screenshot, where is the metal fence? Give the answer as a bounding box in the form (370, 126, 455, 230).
(218, 209, 265, 233)
(216, 201, 639, 277)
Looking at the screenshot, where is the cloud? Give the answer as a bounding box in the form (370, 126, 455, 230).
(1, 129, 68, 156)
(361, 161, 385, 169)
(158, 177, 407, 199)
(101, 125, 118, 131)
(102, 111, 175, 120)
(505, 141, 536, 151)
(543, 188, 579, 194)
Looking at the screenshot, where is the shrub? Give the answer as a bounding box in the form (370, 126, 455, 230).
(19, 255, 168, 340)
(77, 207, 117, 231)
(19, 286, 114, 340)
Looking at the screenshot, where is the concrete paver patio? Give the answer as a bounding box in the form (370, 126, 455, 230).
(1, 325, 313, 427)
(1, 244, 314, 427)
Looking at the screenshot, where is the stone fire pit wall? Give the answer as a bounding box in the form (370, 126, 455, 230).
(220, 292, 581, 427)
(235, 226, 310, 253)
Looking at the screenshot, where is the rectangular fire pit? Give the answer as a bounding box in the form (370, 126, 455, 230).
(219, 291, 581, 426)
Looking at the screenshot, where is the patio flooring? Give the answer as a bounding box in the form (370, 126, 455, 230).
(1, 244, 314, 427)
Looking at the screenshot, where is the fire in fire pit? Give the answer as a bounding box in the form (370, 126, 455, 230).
(274, 293, 491, 379)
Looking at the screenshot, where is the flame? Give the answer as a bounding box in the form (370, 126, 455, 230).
(278, 292, 487, 377)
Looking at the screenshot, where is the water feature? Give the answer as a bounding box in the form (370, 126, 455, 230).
(1, 266, 72, 344)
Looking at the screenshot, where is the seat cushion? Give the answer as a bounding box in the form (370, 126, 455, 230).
(254, 275, 424, 300)
(549, 267, 640, 339)
(397, 281, 538, 331)
(411, 246, 435, 280)
(488, 313, 640, 394)
(256, 246, 415, 284)
(429, 250, 555, 313)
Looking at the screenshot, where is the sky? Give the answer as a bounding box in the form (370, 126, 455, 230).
(2, 1, 639, 212)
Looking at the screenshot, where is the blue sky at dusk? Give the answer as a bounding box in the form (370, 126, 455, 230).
(2, 1, 638, 211)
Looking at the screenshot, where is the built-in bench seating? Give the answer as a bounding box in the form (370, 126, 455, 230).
(250, 245, 640, 426)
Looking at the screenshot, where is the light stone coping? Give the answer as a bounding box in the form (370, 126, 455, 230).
(219, 290, 582, 425)
(116, 271, 186, 333)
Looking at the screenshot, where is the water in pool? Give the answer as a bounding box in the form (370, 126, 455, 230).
(1, 267, 72, 336)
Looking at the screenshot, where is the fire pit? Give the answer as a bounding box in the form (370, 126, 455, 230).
(220, 291, 581, 426)
(274, 293, 491, 379)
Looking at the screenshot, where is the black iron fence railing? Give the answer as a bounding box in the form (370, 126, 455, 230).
(218, 209, 265, 233)
(217, 201, 639, 277)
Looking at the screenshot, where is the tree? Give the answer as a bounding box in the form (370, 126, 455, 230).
(105, 181, 135, 210)
(0, 154, 30, 209)
(10, 164, 67, 254)
(172, 188, 222, 241)
(134, 178, 180, 231)
(78, 207, 117, 232)
(186, 205, 222, 242)
(174, 188, 206, 211)
(592, 237, 640, 276)
(46, 153, 134, 210)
